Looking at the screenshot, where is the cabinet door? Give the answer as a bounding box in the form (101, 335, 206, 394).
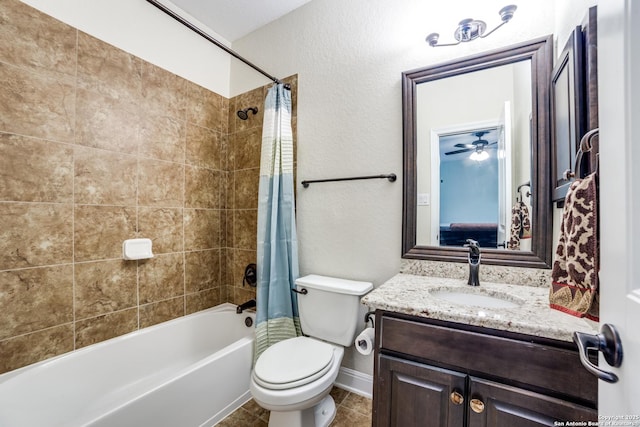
(376, 355, 466, 427)
(467, 377, 597, 427)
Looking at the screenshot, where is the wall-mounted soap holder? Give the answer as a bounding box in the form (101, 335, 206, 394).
(123, 238, 154, 260)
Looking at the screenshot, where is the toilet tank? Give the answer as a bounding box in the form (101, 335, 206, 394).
(295, 275, 373, 347)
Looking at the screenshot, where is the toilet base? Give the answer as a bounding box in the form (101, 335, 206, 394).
(268, 395, 336, 427)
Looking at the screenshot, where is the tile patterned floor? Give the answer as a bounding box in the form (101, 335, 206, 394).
(216, 387, 372, 426)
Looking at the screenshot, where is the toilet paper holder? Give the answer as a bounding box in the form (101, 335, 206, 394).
(356, 312, 376, 355)
(364, 311, 375, 328)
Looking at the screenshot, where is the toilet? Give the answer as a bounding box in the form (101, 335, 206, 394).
(250, 274, 373, 427)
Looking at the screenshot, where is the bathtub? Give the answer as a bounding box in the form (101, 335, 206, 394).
(0, 303, 256, 427)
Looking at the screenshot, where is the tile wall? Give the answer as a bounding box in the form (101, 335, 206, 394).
(0, 0, 297, 374)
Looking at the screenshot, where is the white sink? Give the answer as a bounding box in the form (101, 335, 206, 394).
(430, 289, 523, 309)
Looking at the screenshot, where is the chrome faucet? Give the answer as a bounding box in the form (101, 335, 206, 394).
(465, 239, 481, 286)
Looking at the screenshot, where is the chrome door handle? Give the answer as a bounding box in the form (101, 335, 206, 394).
(573, 323, 623, 383)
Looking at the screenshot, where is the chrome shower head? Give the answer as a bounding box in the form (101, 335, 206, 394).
(237, 106, 258, 120)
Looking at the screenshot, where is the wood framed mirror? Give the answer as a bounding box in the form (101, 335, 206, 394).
(402, 36, 553, 268)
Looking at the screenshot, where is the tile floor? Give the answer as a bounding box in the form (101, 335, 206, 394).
(216, 387, 372, 426)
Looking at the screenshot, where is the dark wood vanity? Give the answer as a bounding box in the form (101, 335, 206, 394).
(372, 310, 597, 426)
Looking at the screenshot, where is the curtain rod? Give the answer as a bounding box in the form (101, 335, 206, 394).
(146, 0, 289, 88)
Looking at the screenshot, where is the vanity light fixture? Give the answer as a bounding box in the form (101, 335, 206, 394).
(426, 5, 517, 47)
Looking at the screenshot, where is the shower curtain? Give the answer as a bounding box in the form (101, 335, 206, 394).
(254, 83, 301, 359)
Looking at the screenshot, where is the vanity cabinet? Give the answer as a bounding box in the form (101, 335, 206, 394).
(373, 311, 597, 427)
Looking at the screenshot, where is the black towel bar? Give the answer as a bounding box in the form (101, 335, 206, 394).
(301, 173, 396, 188)
(517, 181, 531, 202)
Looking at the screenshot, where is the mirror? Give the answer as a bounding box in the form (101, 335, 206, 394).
(402, 36, 553, 268)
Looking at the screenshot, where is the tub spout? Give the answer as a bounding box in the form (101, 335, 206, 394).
(236, 299, 256, 314)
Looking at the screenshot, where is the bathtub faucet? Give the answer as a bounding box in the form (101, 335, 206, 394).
(236, 299, 257, 314)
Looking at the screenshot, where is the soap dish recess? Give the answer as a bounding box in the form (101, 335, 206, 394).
(123, 238, 154, 260)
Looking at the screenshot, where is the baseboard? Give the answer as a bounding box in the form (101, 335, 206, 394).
(334, 367, 373, 398)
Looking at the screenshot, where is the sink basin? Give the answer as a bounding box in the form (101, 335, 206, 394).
(430, 289, 522, 309)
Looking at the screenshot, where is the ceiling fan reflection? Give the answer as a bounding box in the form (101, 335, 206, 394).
(444, 131, 497, 156)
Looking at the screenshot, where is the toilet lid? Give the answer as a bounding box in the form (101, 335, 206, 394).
(253, 337, 335, 390)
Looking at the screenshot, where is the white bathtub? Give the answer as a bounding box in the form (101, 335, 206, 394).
(0, 303, 256, 427)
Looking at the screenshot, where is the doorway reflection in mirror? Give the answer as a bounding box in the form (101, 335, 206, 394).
(438, 128, 500, 248)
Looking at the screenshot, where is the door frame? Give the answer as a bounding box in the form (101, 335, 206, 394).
(597, 0, 640, 414)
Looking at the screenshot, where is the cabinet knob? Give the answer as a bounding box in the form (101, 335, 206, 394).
(470, 398, 485, 414)
(450, 391, 464, 405)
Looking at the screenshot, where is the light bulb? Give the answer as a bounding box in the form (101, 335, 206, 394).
(470, 150, 489, 161)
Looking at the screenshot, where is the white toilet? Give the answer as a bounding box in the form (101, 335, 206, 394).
(250, 274, 373, 427)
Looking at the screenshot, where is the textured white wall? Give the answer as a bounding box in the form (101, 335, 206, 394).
(231, 0, 556, 373)
(555, 0, 598, 53)
(232, 0, 555, 276)
(19, 0, 232, 97)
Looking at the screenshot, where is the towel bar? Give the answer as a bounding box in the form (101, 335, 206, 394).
(301, 173, 396, 188)
(564, 128, 599, 180)
(516, 181, 531, 202)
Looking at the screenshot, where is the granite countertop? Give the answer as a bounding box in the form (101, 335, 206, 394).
(361, 273, 599, 342)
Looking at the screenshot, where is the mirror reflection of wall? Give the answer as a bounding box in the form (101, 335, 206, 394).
(415, 59, 532, 250)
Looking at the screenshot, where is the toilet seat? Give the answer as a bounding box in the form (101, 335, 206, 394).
(253, 337, 335, 390)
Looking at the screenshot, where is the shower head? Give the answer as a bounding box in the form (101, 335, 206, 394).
(237, 106, 258, 120)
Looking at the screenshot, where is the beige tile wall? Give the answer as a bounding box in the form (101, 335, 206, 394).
(0, 0, 297, 374)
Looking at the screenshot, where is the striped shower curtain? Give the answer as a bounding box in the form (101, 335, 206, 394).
(254, 83, 301, 359)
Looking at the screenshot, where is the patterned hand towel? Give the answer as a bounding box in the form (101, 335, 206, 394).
(508, 201, 532, 249)
(549, 172, 599, 321)
(520, 202, 532, 239)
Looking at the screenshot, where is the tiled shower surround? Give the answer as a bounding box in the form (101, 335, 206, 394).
(0, 0, 296, 374)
